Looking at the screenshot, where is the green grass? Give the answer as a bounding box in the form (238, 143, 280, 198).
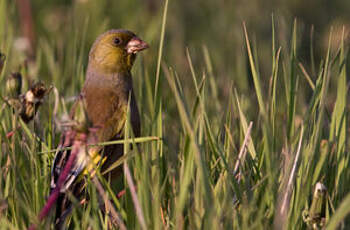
(0, 0, 349, 229)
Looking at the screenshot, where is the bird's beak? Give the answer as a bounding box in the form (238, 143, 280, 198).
(126, 37, 149, 54)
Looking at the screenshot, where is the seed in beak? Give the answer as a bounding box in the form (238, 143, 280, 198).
(126, 37, 149, 54)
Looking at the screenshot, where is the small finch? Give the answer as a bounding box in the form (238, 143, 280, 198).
(50, 29, 148, 228)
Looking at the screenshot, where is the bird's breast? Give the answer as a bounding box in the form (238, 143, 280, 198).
(82, 71, 140, 140)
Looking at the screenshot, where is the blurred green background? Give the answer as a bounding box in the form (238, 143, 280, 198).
(3, 0, 350, 90)
(1, 0, 349, 119)
(0, 0, 347, 136)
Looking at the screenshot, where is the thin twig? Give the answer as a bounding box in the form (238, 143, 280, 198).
(281, 125, 304, 213)
(124, 163, 147, 230)
(234, 121, 253, 176)
(298, 63, 315, 90)
(91, 177, 127, 230)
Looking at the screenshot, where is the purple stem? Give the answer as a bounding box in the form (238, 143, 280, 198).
(28, 134, 86, 230)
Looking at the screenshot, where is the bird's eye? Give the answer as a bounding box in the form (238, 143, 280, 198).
(114, 37, 121, 45)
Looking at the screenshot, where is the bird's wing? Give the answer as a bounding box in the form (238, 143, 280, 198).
(50, 138, 96, 193)
(50, 95, 106, 193)
(50, 96, 82, 193)
(50, 90, 128, 227)
(50, 95, 106, 228)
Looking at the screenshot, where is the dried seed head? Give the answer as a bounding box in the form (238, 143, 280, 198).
(314, 182, 327, 198)
(19, 81, 49, 123)
(31, 82, 47, 99)
(6, 73, 22, 98)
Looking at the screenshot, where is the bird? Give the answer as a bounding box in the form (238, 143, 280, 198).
(50, 29, 149, 229)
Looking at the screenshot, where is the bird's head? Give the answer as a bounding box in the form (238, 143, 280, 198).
(88, 29, 149, 74)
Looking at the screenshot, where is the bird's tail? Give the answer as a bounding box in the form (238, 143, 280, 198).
(53, 180, 86, 230)
(54, 193, 71, 230)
